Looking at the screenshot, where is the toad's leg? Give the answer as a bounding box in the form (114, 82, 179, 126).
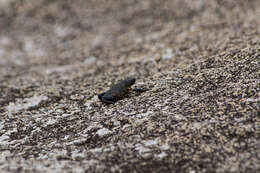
(98, 92, 106, 100)
(101, 95, 117, 104)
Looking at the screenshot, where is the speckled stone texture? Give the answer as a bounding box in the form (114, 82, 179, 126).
(0, 0, 259, 173)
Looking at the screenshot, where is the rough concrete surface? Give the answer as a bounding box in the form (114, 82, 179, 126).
(0, 0, 259, 172)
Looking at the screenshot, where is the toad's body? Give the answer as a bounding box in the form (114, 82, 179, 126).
(98, 77, 136, 104)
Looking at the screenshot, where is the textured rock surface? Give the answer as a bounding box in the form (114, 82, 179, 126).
(0, 0, 259, 172)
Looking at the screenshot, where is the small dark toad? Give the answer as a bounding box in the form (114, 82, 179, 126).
(98, 77, 147, 104)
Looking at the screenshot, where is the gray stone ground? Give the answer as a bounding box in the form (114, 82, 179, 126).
(0, 0, 259, 172)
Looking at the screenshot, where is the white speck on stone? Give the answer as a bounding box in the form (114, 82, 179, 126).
(136, 111, 153, 118)
(64, 135, 70, 140)
(84, 97, 98, 110)
(118, 110, 135, 116)
(190, 170, 196, 173)
(71, 151, 85, 159)
(0, 150, 10, 161)
(143, 140, 158, 147)
(0, 36, 10, 46)
(192, 122, 202, 129)
(135, 145, 152, 154)
(84, 101, 92, 110)
(96, 128, 112, 137)
(162, 48, 174, 59)
(67, 138, 88, 145)
(23, 39, 35, 53)
(49, 141, 57, 145)
(122, 124, 131, 130)
(89, 147, 102, 153)
(72, 167, 85, 173)
(0, 135, 9, 145)
(160, 144, 170, 151)
(55, 109, 64, 114)
(141, 153, 153, 159)
(103, 144, 116, 152)
(0, 0, 14, 7)
(84, 56, 96, 65)
(10, 50, 25, 66)
(246, 97, 260, 102)
(112, 120, 121, 126)
(155, 152, 167, 160)
(6, 95, 48, 113)
(24, 40, 45, 57)
(174, 114, 186, 121)
(61, 113, 71, 118)
(0, 128, 17, 145)
(0, 49, 7, 65)
(44, 118, 57, 126)
(189, 45, 198, 51)
(32, 114, 46, 122)
(36, 154, 49, 160)
(45, 64, 75, 74)
(84, 123, 101, 132)
(31, 127, 41, 135)
(0, 122, 4, 131)
(55, 26, 71, 38)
